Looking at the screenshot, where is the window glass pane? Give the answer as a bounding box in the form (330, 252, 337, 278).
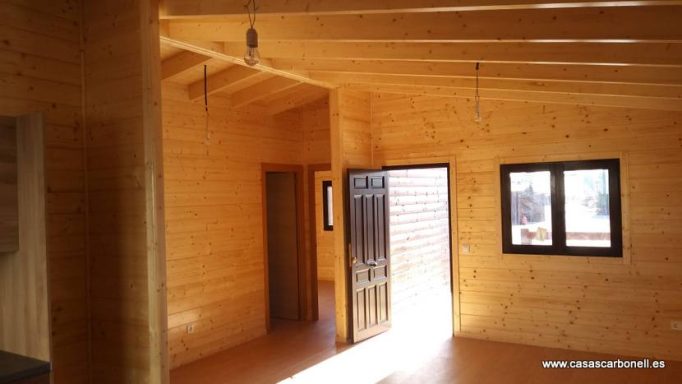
(509, 171, 552, 245)
(564, 169, 611, 247)
(325, 185, 333, 227)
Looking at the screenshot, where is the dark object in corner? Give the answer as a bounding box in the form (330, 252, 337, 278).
(0, 351, 50, 384)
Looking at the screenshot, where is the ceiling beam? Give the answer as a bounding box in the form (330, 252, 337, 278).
(187, 65, 261, 100)
(160, 33, 336, 89)
(161, 51, 212, 80)
(311, 72, 682, 98)
(345, 84, 682, 111)
(266, 86, 329, 115)
(225, 41, 682, 67)
(163, 6, 682, 42)
(271, 59, 682, 85)
(230, 77, 302, 108)
(159, 0, 682, 18)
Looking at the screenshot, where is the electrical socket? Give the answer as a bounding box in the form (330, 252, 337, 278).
(671, 320, 682, 331)
(186, 324, 195, 334)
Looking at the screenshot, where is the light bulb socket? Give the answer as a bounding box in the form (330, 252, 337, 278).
(246, 27, 259, 48)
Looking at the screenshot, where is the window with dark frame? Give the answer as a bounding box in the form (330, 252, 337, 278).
(500, 159, 622, 257)
(322, 180, 333, 231)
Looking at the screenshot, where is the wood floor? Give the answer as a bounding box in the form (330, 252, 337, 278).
(171, 281, 682, 384)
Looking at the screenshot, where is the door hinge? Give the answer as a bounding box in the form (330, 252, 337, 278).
(348, 243, 356, 267)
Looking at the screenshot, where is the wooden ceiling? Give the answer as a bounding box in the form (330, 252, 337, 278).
(158, 0, 682, 112)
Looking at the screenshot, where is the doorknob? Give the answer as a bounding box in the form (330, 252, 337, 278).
(367, 260, 378, 267)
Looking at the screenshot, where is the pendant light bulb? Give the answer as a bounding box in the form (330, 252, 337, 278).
(244, 27, 260, 66)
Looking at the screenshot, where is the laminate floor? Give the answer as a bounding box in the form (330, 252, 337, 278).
(171, 281, 682, 384)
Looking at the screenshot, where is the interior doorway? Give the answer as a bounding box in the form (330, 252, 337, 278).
(313, 169, 335, 321)
(386, 165, 453, 336)
(262, 164, 306, 327)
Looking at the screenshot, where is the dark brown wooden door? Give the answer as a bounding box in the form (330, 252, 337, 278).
(348, 170, 391, 343)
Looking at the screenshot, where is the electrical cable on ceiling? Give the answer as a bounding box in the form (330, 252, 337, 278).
(475, 62, 482, 123)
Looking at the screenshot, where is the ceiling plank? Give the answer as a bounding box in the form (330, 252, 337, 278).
(225, 41, 682, 67)
(160, 34, 336, 89)
(271, 59, 682, 85)
(187, 65, 260, 100)
(161, 51, 212, 80)
(163, 6, 682, 42)
(345, 84, 682, 111)
(159, 0, 681, 18)
(265, 86, 329, 115)
(230, 77, 302, 108)
(311, 72, 682, 98)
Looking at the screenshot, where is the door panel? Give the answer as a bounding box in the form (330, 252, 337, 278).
(348, 170, 391, 342)
(266, 172, 300, 320)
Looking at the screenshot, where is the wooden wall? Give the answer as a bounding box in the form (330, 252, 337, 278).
(163, 81, 303, 368)
(329, 89, 372, 342)
(0, 1, 89, 382)
(387, 168, 450, 317)
(314, 170, 334, 281)
(0, 115, 49, 361)
(371, 92, 682, 360)
(0, 117, 18, 252)
(83, 0, 167, 382)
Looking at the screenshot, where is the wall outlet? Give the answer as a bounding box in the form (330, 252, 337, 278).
(461, 243, 471, 254)
(186, 324, 195, 334)
(671, 320, 682, 331)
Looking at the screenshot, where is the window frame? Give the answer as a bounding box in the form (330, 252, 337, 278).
(500, 159, 622, 257)
(322, 180, 333, 231)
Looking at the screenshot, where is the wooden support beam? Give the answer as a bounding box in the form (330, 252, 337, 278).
(266, 86, 329, 115)
(311, 72, 682, 98)
(187, 65, 260, 100)
(161, 51, 211, 80)
(160, 34, 336, 88)
(230, 77, 302, 108)
(159, 0, 682, 18)
(163, 6, 682, 42)
(345, 83, 682, 111)
(271, 59, 682, 85)
(225, 41, 682, 67)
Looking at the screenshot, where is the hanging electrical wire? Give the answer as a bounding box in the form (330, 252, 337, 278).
(474, 62, 482, 123)
(204, 64, 211, 144)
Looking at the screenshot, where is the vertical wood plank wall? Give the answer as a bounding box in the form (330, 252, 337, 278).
(83, 0, 167, 382)
(0, 2, 89, 382)
(299, 98, 331, 316)
(162, 82, 331, 368)
(329, 89, 373, 342)
(371, 93, 682, 360)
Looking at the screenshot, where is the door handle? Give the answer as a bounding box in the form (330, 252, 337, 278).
(367, 260, 378, 267)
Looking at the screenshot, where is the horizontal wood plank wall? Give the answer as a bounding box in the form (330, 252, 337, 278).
(314, 170, 334, 281)
(0, 115, 49, 361)
(0, 1, 88, 382)
(0, 118, 18, 251)
(84, 0, 167, 382)
(329, 89, 372, 342)
(387, 168, 451, 317)
(162, 82, 309, 368)
(371, 93, 682, 360)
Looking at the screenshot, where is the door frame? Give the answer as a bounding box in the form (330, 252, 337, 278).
(261, 163, 306, 331)
(381, 162, 458, 335)
(307, 163, 331, 321)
